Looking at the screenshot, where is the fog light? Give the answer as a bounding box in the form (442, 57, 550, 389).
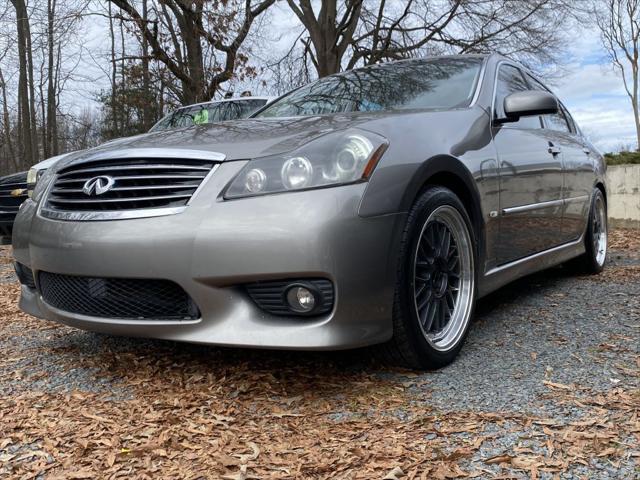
(286, 285, 316, 313)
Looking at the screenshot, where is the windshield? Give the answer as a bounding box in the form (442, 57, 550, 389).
(150, 99, 269, 132)
(256, 57, 483, 118)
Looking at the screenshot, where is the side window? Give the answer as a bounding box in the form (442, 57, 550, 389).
(545, 105, 571, 133)
(205, 104, 225, 123)
(494, 65, 541, 129)
(170, 109, 191, 128)
(524, 74, 572, 134)
(561, 105, 578, 134)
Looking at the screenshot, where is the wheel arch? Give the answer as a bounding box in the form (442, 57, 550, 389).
(401, 155, 485, 263)
(594, 181, 607, 205)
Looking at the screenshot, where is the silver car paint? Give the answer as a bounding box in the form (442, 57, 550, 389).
(13, 54, 606, 349)
(14, 161, 403, 348)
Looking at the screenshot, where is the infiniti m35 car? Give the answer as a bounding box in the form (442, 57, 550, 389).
(13, 54, 607, 369)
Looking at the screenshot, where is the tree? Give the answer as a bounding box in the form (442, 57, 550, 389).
(45, 0, 59, 158)
(285, 0, 362, 77)
(98, 60, 162, 140)
(108, 0, 275, 104)
(594, 0, 640, 151)
(10, 0, 38, 166)
(285, 0, 575, 78)
(0, 59, 18, 172)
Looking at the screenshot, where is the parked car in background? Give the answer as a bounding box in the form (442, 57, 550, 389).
(0, 171, 28, 245)
(24, 97, 275, 197)
(12, 54, 607, 369)
(27, 152, 75, 198)
(149, 96, 273, 132)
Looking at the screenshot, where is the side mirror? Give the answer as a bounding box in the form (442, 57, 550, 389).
(502, 90, 558, 122)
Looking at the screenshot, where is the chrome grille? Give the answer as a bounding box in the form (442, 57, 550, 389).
(0, 172, 28, 238)
(0, 171, 28, 213)
(43, 157, 217, 215)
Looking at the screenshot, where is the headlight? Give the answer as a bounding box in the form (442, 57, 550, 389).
(224, 129, 388, 199)
(27, 168, 47, 198)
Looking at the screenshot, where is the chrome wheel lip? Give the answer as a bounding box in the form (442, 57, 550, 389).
(593, 194, 607, 267)
(412, 205, 475, 352)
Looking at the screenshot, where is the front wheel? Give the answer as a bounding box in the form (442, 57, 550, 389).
(384, 186, 477, 370)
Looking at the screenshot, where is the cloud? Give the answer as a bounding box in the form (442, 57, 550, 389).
(553, 30, 637, 152)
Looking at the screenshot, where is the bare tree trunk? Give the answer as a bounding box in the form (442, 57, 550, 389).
(0, 66, 18, 172)
(286, 0, 361, 77)
(633, 58, 640, 151)
(25, 8, 39, 163)
(10, 0, 34, 168)
(46, 0, 58, 156)
(141, 0, 151, 129)
(39, 55, 48, 158)
(108, 0, 275, 103)
(634, 103, 640, 151)
(120, 16, 127, 131)
(108, 1, 118, 136)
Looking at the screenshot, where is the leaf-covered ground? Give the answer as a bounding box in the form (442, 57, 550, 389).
(0, 231, 638, 479)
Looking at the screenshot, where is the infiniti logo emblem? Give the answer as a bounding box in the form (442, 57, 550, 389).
(82, 175, 115, 196)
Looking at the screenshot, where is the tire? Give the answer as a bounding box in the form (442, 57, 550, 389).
(382, 186, 477, 370)
(568, 189, 607, 274)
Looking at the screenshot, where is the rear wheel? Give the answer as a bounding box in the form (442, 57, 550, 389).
(569, 189, 607, 274)
(384, 186, 477, 369)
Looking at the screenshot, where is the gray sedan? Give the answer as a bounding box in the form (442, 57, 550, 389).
(12, 54, 607, 369)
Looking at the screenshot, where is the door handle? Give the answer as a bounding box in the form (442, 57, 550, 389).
(548, 145, 562, 155)
(582, 147, 591, 155)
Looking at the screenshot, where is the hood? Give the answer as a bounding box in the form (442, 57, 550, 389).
(0, 171, 28, 185)
(73, 113, 388, 162)
(32, 152, 76, 171)
(32, 134, 154, 172)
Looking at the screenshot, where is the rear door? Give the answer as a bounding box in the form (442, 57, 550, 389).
(524, 74, 592, 242)
(492, 63, 565, 264)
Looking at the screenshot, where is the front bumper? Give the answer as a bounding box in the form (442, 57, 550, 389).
(13, 161, 404, 349)
(0, 213, 17, 245)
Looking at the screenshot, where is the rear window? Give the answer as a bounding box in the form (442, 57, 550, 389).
(150, 99, 269, 132)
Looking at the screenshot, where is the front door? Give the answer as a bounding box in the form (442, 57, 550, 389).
(492, 64, 565, 265)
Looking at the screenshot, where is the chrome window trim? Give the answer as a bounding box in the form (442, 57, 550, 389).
(38, 149, 224, 222)
(502, 195, 590, 215)
(468, 57, 488, 107)
(490, 60, 543, 129)
(521, 71, 577, 135)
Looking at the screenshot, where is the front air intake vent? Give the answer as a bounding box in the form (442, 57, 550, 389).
(38, 272, 200, 321)
(14, 263, 36, 290)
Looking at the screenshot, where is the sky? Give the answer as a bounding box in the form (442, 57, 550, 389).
(552, 30, 637, 153)
(62, 3, 637, 154)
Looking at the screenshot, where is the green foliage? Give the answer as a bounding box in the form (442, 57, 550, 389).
(98, 62, 163, 141)
(604, 151, 640, 166)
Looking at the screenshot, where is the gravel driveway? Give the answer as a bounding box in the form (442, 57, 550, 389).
(0, 230, 638, 479)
